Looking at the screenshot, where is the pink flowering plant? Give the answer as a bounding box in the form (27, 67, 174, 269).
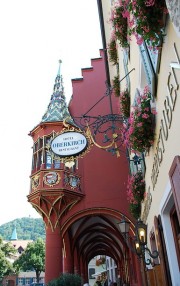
(127, 171, 145, 218)
(126, 0, 167, 47)
(127, 171, 145, 203)
(110, 0, 168, 48)
(109, 3, 129, 48)
(123, 86, 156, 152)
(119, 89, 130, 118)
(108, 37, 118, 65)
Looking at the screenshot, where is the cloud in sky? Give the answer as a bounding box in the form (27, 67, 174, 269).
(0, 0, 102, 225)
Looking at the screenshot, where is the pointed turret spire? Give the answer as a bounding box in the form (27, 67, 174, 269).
(11, 225, 18, 241)
(41, 60, 74, 124)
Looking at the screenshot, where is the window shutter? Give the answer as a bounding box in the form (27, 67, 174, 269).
(169, 156, 180, 223)
(146, 40, 162, 75)
(139, 42, 156, 99)
(123, 50, 130, 90)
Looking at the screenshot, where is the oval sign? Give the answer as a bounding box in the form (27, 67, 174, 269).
(50, 131, 88, 157)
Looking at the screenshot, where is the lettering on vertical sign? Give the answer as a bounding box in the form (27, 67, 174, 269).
(151, 43, 180, 189)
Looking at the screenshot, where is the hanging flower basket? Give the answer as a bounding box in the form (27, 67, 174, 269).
(119, 89, 130, 118)
(122, 86, 156, 152)
(127, 171, 146, 203)
(119, 0, 168, 47)
(108, 37, 118, 65)
(109, 3, 129, 48)
(129, 0, 167, 47)
(112, 75, 120, 97)
(127, 171, 145, 219)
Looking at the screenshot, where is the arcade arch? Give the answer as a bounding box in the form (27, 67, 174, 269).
(61, 208, 138, 283)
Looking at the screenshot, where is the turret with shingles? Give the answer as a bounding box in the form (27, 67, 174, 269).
(41, 60, 74, 125)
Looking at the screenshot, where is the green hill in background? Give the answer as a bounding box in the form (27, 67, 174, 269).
(0, 217, 45, 241)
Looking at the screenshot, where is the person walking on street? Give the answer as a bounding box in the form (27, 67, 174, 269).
(94, 276, 102, 286)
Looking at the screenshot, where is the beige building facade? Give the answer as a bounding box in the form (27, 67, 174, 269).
(98, 0, 180, 285)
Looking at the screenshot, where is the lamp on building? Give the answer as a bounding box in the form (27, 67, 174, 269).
(133, 154, 142, 167)
(118, 218, 159, 266)
(118, 216, 131, 237)
(118, 216, 135, 253)
(136, 219, 147, 246)
(127, 152, 145, 175)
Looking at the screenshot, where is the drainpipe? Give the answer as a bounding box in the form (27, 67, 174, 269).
(97, 0, 113, 114)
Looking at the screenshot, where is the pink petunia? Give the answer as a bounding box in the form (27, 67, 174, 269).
(142, 113, 149, 119)
(137, 122, 143, 127)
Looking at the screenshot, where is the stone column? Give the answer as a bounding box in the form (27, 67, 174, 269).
(45, 226, 63, 284)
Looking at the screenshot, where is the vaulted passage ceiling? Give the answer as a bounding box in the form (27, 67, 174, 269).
(65, 212, 134, 264)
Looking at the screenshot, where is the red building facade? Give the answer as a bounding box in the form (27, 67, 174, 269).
(27, 50, 142, 285)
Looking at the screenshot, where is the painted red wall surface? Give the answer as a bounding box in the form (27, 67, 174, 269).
(65, 50, 130, 222)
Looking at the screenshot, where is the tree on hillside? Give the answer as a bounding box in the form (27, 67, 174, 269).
(13, 238, 45, 282)
(0, 218, 45, 241)
(0, 236, 16, 280)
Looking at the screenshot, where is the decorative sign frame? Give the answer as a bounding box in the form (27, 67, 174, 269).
(46, 120, 92, 166)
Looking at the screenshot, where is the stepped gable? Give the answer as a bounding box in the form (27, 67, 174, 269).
(71, 50, 103, 83)
(69, 49, 110, 117)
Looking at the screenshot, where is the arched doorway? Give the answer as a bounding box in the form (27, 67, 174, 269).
(62, 208, 141, 285)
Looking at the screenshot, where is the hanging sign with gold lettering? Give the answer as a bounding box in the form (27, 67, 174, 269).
(46, 118, 93, 168)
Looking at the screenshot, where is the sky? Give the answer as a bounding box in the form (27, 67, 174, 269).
(0, 0, 103, 226)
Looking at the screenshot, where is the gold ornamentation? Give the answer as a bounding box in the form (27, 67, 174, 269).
(86, 125, 120, 157)
(31, 174, 40, 190)
(46, 121, 93, 168)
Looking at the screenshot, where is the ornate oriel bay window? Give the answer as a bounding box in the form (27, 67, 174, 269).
(31, 134, 62, 171)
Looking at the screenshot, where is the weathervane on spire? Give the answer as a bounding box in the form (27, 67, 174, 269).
(41, 59, 74, 124)
(58, 59, 62, 75)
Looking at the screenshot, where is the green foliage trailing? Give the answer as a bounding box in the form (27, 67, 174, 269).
(0, 218, 45, 241)
(47, 273, 82, 286)
(108, 39, 118, 65)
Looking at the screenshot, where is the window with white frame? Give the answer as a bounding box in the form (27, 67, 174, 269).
(25, 278, 30, 285)
(18, 278, 23, 285)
